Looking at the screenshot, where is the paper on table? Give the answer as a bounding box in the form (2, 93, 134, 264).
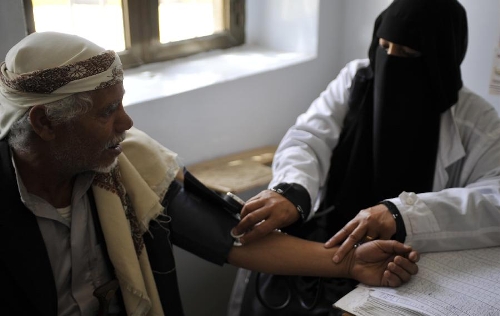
(334, 247, 500, 316)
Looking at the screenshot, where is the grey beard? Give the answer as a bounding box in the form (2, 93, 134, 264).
(93, 158, 119, 174)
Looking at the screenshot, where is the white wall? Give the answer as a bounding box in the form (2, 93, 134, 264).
(1, 1, 499, 315)
(123, 0, 345, 167)
(460, 0, 500, 110)
(0, 1, 26, 59)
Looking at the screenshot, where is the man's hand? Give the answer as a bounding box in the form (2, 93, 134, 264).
(325, 204, 396, 263)
(345, 240, 420, 287)
(231, 190, 300, 244)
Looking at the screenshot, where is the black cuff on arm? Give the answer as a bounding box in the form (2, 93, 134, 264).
(270, 183, 311, 232)
(380, 200, 407, 243)
(163, 180, 239, 266)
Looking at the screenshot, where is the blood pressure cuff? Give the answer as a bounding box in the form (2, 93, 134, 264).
(162, 169, 241, 266)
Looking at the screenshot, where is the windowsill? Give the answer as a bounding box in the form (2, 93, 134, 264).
(122, 44, 316, 106)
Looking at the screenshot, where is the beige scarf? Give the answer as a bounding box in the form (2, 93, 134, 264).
(92, 127, 180, 316)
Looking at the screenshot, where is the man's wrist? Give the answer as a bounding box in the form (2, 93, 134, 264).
(342, 247, 356, 280)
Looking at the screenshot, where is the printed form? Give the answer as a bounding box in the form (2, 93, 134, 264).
(334, 247, 500, 316)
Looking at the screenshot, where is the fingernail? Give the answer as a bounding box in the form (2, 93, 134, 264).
(333, 255, 339, 263)
(230, 228, 244, 238)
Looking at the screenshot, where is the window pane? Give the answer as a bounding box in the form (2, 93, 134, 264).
(159, 0, 224, 44)
(31, 0, 126, 52)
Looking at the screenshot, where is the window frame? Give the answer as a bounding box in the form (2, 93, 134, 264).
(23, 0, 245, 69)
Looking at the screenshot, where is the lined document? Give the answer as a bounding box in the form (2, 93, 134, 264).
(334, 247, 500, 316)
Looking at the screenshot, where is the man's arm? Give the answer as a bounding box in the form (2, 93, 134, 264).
(228, 232, 419, 287)
(166, 172, 418, 287)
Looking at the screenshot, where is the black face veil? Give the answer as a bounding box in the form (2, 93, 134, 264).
(322, 0, 468, 233)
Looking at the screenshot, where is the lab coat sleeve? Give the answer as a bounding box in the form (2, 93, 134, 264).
(270, 59, 370, 220)
(388, 89, 500, 252)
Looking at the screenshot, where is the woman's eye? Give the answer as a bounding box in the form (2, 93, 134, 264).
(403, 49, 422, 58)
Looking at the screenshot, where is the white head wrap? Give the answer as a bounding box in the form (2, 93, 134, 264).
(0, 31, 123, 139)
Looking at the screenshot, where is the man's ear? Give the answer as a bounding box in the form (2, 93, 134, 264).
(29, 105, 55, 141)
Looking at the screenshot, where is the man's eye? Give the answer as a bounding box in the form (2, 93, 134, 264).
(102, 104, 120, 117)
(102, 111, 112, 117)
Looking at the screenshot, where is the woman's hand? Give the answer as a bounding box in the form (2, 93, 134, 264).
(325, 204, 397, 263)
(231, 190, 300, 244)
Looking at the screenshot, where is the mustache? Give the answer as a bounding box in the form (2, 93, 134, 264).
(106, 134, 126, 148)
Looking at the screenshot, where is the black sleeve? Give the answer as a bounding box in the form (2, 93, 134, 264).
(162, 178, 240, 266)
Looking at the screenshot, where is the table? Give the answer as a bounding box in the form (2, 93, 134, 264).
(186, 146, 277, 194)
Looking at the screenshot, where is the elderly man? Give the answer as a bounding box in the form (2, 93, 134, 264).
(0, 32, 419, 316)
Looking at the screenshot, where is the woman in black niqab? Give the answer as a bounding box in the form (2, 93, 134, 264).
(238, 2, 470, 315)
(322, 0, 469, 235)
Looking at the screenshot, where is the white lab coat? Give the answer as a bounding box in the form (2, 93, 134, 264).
(270, 58, 500, 252)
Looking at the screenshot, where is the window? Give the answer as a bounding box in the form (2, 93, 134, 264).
(23, 0, 245, 69)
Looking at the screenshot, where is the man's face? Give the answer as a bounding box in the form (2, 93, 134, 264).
(52, 83, 133, 174)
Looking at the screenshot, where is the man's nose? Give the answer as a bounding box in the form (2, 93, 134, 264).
(115, 105, 133, 132)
